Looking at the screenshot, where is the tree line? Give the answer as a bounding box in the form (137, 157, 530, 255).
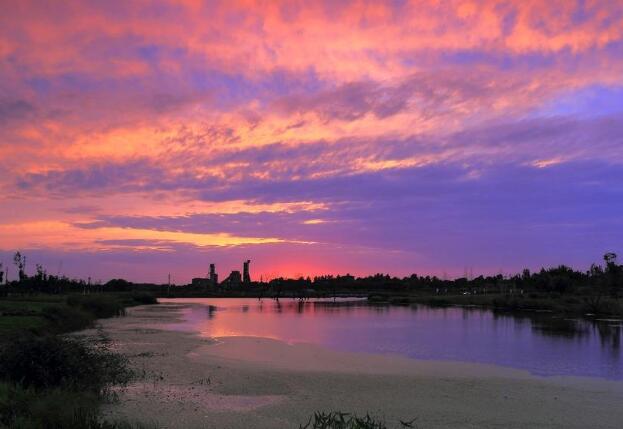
(1, 251, 621, 299)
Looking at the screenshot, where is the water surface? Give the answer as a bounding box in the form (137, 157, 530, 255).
(158, 298, 622, 380)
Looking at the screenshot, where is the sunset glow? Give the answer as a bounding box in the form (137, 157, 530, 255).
(1, 0, 622, 282)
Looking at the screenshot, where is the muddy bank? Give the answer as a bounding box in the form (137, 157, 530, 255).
(88, 303, 623, 429)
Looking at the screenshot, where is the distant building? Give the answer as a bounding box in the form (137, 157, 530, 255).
(191, 277, 212, 288)
(193, 261, 249, 288)
(243, 260, 251, 284)
(209, 263, 218, 285)
(192, 263, 218, 288)
(222, 270, 242, 287)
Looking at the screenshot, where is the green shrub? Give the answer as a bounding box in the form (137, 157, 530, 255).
(41, 305, 94, 333)
(424, 297, 452, 307)
(492, 297, 521, 310)
(0, 294, 157, 428)
(0, 334, 132, 392)
(300, 411, 417, 429)
(0, 382, 152, 429)
(0, 382, 97, 428)
(582, 298, 623, 316)
(128, 292, 157, 305)
(389, 297, 411, 306)
(367, 294, 389, 304)
(66, 295, 126, 319)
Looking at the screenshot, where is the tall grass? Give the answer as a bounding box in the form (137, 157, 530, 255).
(41, 305, 93, 333)
(0, 293, 157, 428)
(0, 332, 142, 428)
(66, 295, 127, 319)
(300, 411, 418, 429)
(0, 383, 153, 429)
(0, 333, 132, 392)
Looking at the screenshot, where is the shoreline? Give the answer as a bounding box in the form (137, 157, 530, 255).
(156, 292, 623, 320)
(93, 302, 623, 429)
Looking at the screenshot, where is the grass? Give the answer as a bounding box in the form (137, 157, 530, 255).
(0, 383, 154, 429)
(0, 292, 157, 340)
(0, 333, 132, 391)
(0, 315, 44, 335)
(300, 411, 418, 429)
(0, 292, 157, 429)
(370, 292, 623, 317)
(66, 295, 127, 319)
(0, 335, 149, 429)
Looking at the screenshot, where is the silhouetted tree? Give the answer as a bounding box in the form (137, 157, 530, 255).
(604, 252, 617, 267)
(35, 264, 44, 280)
(13, 251, 26, 282)
(604, 252, 622, 299)
(522, 269, 531, 280)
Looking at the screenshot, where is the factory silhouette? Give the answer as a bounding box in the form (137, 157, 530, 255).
(192, 260, 252, 288)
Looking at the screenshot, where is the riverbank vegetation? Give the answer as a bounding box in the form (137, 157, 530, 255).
(1, 251, 619, 427)
(0, 292, 156, 340)
(0, 334, 132, 428)
(0, 290, 156, 428)
(125, 255, 620, 317)
(2, 251, 620, 318)
(367, 253, 623, 317)
(372, 290, 623, 316)
(102, 253, 623, 318)
(300, 411, 417, 429)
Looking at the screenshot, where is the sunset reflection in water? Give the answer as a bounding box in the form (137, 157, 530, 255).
(158, 298, 622, 380)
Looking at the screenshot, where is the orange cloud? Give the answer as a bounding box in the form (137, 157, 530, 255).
(2, 1, 622, 82)
(0, 220, 312, 252)
(1, 0, 622, 281)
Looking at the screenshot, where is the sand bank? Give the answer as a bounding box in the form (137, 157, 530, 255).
(87, 303, 623, 429)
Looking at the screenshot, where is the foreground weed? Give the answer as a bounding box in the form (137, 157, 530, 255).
(300, 411, 418, 429)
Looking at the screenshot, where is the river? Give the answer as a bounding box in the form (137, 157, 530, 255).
(158, 298, 622, 380)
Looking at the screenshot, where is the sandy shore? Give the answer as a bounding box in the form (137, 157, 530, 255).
(85, 303, 623, 429)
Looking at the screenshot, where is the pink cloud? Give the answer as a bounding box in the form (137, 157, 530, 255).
(1, 1, 622, 280)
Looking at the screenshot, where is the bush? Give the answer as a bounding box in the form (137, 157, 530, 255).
(0, 382, 152, 429)
(424, 297, 452, 307)
(66, 295, 126, 319)
(582, 298, 623, 316)
(0, 334, 132, 391)
(0, 382, 97, 428)
(367, 294, 389, 304)
(300, 411, 417, 429)
(0, 294, 157, 428)
(389, 297, 411, 306)
(128, 292, 157, 305)
(41, 305, 94, 333)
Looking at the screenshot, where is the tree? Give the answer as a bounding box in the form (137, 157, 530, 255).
(13, 251, 26, 282)
(522, 269, 531, 280)
(604, 252, 622, 299)
(589, 263, 603, 277)
(604, 252, 618, 269)
(35, 264, 47, 282)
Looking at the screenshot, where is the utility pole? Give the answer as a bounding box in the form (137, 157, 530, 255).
(167, 273, 171, 296)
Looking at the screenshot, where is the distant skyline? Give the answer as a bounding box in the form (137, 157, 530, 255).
(1, 1, 623, 283)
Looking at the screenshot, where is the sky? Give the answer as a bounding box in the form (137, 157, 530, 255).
(1, 0, 623, 284)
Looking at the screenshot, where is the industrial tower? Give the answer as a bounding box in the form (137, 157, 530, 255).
(243, 260, 251, 284)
